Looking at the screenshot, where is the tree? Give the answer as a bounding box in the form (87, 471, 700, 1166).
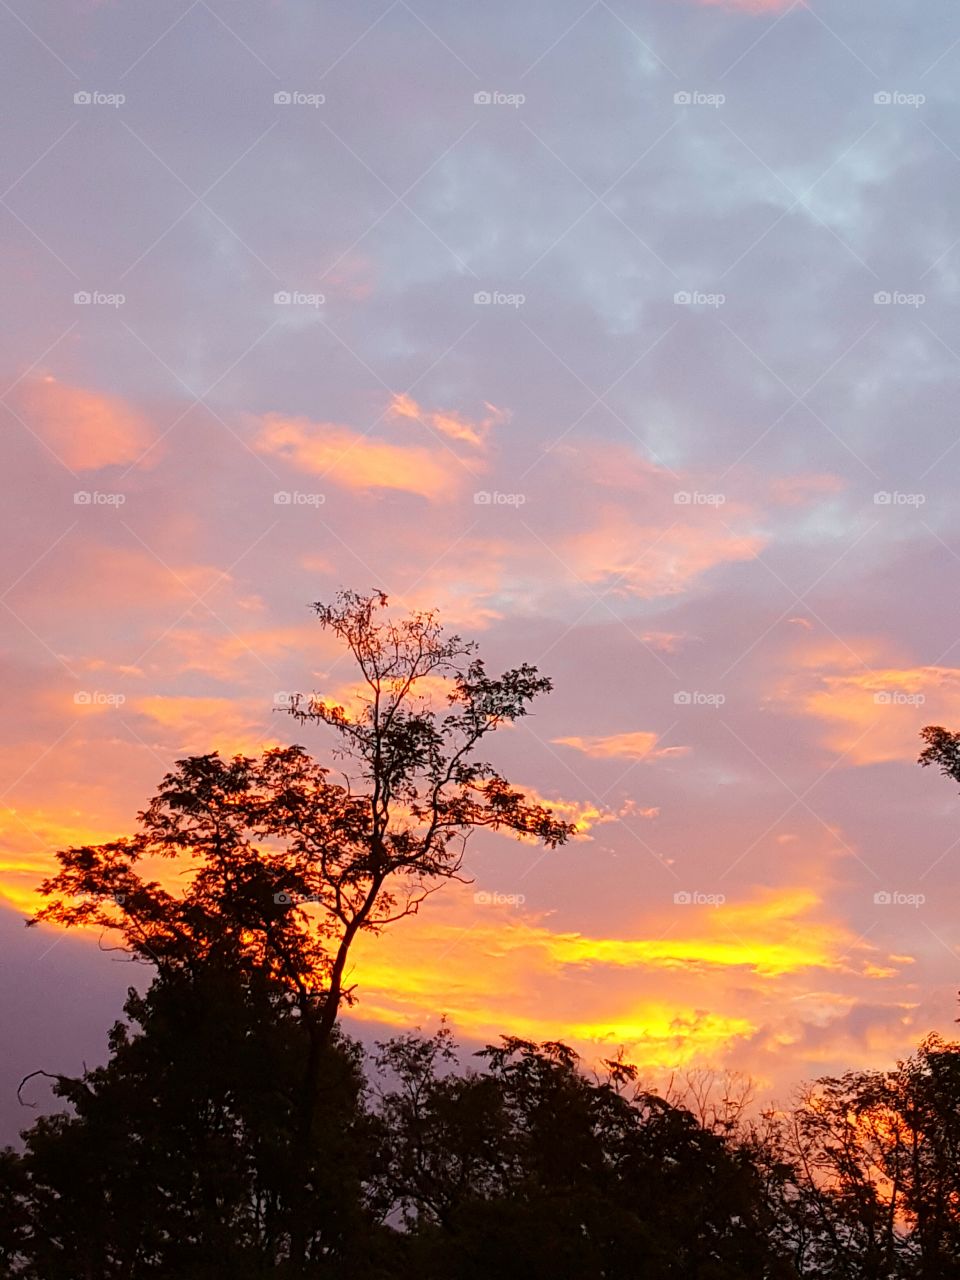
(22, 590, 574, 1271)
(3, 962, 384, 1278)
(759, 1038, 960, 1279)
(918, 725, 960, 787)
(282, 589, 574, 1043)
(372, 1029, 796, 1279)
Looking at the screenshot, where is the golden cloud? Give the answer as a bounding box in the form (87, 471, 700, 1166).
(347, 882, 898, 1073)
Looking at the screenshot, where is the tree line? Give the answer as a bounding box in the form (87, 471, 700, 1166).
(1, 592, 959, 1278)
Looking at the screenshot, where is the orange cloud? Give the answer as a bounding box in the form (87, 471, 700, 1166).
(775, 643, 960, 764)
(388, 393, 509, 449)
(132, 695, 283, 758)
(509, 786, 613, 836)
(554, 731, 685, 762)
(14, 376, 152, 470)
(0, 807, 122, 915)
(256, 414, 470, 500)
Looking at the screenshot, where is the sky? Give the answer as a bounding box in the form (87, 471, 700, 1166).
(3, 0, 960, 1138)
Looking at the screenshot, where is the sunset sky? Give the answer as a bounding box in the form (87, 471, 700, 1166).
(4, 0, 960, 1136)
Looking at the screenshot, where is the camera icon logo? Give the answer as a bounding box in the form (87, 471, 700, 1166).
(873, 690, 892, 704)
(274, 491, 292, 504)
(73, 291, 92, 305)
(474, 291, 492, 305)
(73, 491, 92, 504)
(73, 691, 92, 705)
(673, 691, 692, 705)
(273, 892, 294, 905)
(673, 290, 691, 304)
(474, 491, 492, 504)
(873, 891, 892, 905)
(874, 91, 892, 105)
(673, 891, 692, 904)
(873, 491, 892, 505)
(73, 91, 92, 105)
(674, 91, 692, 105)
(274, 290, 292, 305)
(673, 491, 691, 504)
(474, 91, 492, 105)
(274, 91, 292, 105)
(874, 291, 891, 304)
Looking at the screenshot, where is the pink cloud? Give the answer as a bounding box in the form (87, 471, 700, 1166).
(388, 393, 509, 449)
(13, 376, 153, 471)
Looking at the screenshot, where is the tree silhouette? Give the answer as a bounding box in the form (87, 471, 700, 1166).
(4, 963, 383, 1277)
(283, 589, 575, 1043)
(760, 1037, 960, 1278)
(371, 1028, 794, 1278)
(10, 619, 960, 1275)
(23, 590, 574, 1272)
(919, 725, 960, 790)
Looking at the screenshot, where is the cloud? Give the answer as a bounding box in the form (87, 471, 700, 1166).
(20, 544, 229, 617)
(388, 393, 509, 449)
(13, 377, 152, 471)
(775, 644, 960, 764)
(130, 695, 282, 758)
(256, 413, 472, 501)
(554, 730, 686, 761)
(561, 509, 764, 599)
(347, 883, 897, 1075)
(508, 785, 616, 836)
